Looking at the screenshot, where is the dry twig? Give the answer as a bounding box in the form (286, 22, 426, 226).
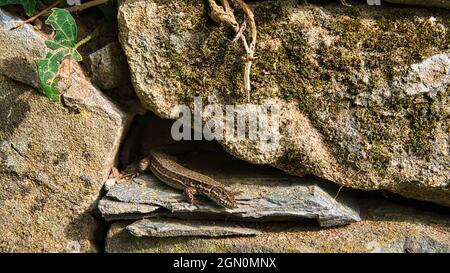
(62, 0, 110, 14)
(11, 0, 63, 30)
(42, 0, 110, 16)
(333, 185, 345, 200)
(208, 0, 257, 102)
(11, 0, 110, 29)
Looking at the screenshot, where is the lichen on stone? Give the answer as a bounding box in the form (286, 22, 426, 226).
(118, 0, 450, 205)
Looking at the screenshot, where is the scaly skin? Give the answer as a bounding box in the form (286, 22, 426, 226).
(138, 149, 238, 209)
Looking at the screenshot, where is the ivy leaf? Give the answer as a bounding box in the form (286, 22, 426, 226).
(0, 0, 37, 17)
(36, 8, 82, 99)
(44, 8, 78, 54)
(35, 50, 67, 99)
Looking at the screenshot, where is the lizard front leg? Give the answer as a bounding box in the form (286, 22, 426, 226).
(184, 187, 200, 207)
(118, 156, 151, 180)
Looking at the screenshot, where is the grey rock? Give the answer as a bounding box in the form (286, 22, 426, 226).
(105, 173, 360, 227)
(0, 50, 132, 251)
(85, 42, 130, 90)
(365, 236, 450, 253)
(103, 178, 117, 192)
(127, 218, 261, 237)
(384, 0, 450, 9)
(402, 53, 450, 96)
(98, 198, 160, 221)
(0, 8, 47, 87)
(404, 235, 450, 253)
(118, 0, 450, 206)
(105, 198, 450, 253)
(367, 234, 450, 253)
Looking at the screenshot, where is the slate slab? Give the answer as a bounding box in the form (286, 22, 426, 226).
(98, 199, 161, 221)
(127, 218, 260, 238)
(106, 197, 450, 253)
(105, 172, 360, 227)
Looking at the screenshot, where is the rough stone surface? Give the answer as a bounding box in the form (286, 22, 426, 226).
(127, 218, 260, 238)
(403, 235, 450, 253)
(0, 24, 133, 251)
(105, 197, 450, 253)
(103, 149, 360, 227)
(0, 9, 47, 88)
(118, 0, 450, 206)
(99, 198, 160, 221)
(0, 72, 131, 252)
(85, 42, 130, 90)
(105, 174, 360, 226)
(384, 0, 450, 9)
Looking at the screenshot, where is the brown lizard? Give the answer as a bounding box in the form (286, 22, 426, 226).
(134, 147, 238, 209)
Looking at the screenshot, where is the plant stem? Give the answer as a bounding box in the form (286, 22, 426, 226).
(233, 0, 257, 102)
(65, 0, 110, 13)
(75, 25, 101, 49)
(43, 0, 111, 16)
(208, 0, 257, 102)
(11, 0, 63, 30)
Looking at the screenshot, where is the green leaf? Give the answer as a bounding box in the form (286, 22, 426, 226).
(36, 8, 82, 99)
(44, 8, 78, 50)
(35, 50, 66, 99)
(0, 0, 37, 17)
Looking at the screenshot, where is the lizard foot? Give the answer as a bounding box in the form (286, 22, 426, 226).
(184, 187, 202, 208)
(120, 165, 140, 180)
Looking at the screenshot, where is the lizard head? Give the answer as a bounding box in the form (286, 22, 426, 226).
(209, 187, 238, 209)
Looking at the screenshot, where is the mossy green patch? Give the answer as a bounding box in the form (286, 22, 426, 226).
(155, 1, 449, 173)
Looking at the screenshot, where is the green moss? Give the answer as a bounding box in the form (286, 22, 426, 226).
(405, 92, 447, 156)
(267, 5, 448, 171)
(155, 1, 448, 173)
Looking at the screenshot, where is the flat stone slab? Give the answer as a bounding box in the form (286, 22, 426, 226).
(98, 199, 161, 221)
(127, 218, 260, 238)
(384, 0, 450, 9)
(106, 197, 450, 253)
(105, 171, 360, 226)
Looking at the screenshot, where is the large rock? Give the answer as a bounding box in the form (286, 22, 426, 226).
(105, 197, 450, 253)
(101, 149, 361, 227)
(127, 218, 261, 238)
(0, 9, 47, 88)
(384, 0, 450, 9)
(118, 0, 450, 206)
(0, 10, 132, 251)
(84, 42, 130, 90)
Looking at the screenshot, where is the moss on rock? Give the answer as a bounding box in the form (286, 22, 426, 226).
(118, 0, 450, 205)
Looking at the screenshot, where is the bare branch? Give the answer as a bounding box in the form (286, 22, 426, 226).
(233, 0, 256, 52)
(232, 21, 246, 43)
(220, 0, 232, 12)
(11, 0, 63, 30)
(232, 0, 256, 102)
(208, 0, 258, 102)
(208, 0, 239, 31)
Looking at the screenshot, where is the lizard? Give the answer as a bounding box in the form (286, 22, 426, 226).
(129, 146, 239, 209)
